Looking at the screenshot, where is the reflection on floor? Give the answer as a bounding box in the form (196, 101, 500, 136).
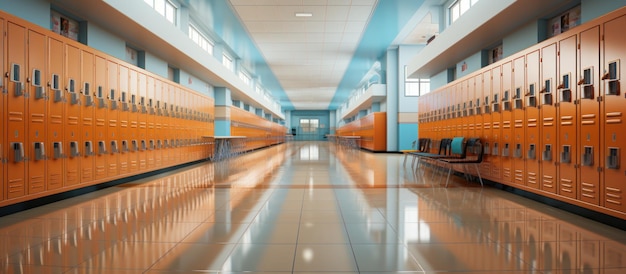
(1, 141, 625, 273)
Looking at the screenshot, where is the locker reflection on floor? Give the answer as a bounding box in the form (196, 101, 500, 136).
(1, 141, 625, 274)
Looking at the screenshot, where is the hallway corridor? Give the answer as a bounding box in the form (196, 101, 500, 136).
(1, 141, 625, 273)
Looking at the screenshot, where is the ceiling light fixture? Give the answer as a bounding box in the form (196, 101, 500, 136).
(295, 12, 313, 17)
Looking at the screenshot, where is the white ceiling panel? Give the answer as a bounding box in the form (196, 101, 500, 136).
(228, 0, 378, 109)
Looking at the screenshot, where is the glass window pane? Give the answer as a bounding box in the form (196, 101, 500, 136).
(460, 0, 470, 14)
(155, 0, 165, 15)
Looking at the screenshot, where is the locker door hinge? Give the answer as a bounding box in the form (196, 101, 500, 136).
(574, 99, 579, 105)
(597, 96, 603, 102)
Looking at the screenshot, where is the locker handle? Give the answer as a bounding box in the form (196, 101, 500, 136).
(602, 73, 610, 80)
(577, 78, 585, 85)
(34, 142, 46, 161)
(12, 142, 25, 162)
(53, 142, 65, 159)
(556, 83, 565, 89)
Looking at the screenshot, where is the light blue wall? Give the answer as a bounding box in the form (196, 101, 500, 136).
(581, 0, 626, 22)
(456, 51, 483, 79)
(430, 70, 449, 90)
(0, 0, 49, 28)
(179, 70, 212, 97)
(502, 20, 540, 59)
(87, 23, 126, 60)
(144, 51, 169, 79)
(398, 45, 423, 112)
(398, 123, 418, 151)
(290, 111, 331, 141)
(386, 47, 399, 151)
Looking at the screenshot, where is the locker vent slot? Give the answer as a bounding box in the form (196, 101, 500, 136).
(33, 69, 44, 99)
(483, 142, 490, 155)
(12, 142, 24, 162)
(11, 64, 24, 96)
(131, 140, 138, 152)
(98, 141, 107, 155)
(582, 146, 594, 166)
(502, 143, 510, 157)
(581, 68, 594, 100)
(110, 141, 118, 154)
(561, 145, 571, 164)
(53, 142, 64, 159)
(542, 144, 552, 161)
(121, 140, 129, 153)
(527, 144, 536, 160)
(492, 143, 499, 156)
(34, 142, 45, 161)
(84, 141, 93, 156)
(140, 140, 147, 151)
(605, 61, 620, 96)
(607, 147, 620, 169)
(514, 143, 522, 158)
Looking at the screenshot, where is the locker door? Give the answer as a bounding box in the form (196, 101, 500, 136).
(27, 30, 47, 194)
(557, 35, 578, 199)
(146, 76, 155, 169)
(525, 50, 540, 189)
(153, 78, 162, 167)
(138, 73, 147, 170)
(6, 22, 27, 199)
(578, 26, 601, 205)
(161, 83, 170, 166)
(0, 18, 4, 201)
(501, 61, 513, 184)
(65, 44, 82, 186)
(118, 64, 129, 175)
(106, 60, 119, 177)
(467, 76, 476, 138)
(478, 71, 492, 179)
(540, 43, 558, 194)
(128, 68, 138, 172)
(602, 15, 626, 212)
(490, 66, 502, 181)
(170, 87, 179, 164)
(93, 55, 107, 180)
(512, 56, 528, 187)
(80, 50, 95, 184)
(47, 37, 65, 190)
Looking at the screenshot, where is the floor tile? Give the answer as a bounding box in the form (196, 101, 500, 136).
(297, 222, 350, 244)
(148, 243, 235, 272)
(222, 244, 296, 272)
(293, 244, 358, 272)
(352, 244, 424, 272)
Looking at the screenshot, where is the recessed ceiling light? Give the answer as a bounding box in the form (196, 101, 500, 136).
(295, 12, 313, 17)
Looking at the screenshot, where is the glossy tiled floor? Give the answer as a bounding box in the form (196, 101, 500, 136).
(1, 141, 626, 273)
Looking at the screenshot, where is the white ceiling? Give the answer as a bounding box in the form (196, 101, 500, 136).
(228, 0, 378, 110)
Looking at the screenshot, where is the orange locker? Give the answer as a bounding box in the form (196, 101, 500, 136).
(161, 83, 170, 166)
(153, 78, 163, 167)
(578, 26, 601, 205)
(106, 60, 120, 177)
(601, 14, 626, 212)
(80, 50, 95, 184)
(524, 51, 540, 189)
(466, 76, 476, 138)
(128, 68, 139, 173)
(540, 43, 558, 194)
(26, 29, 47, 194)
(6, 21, 27, 199)
(146, 75, 155, 169)
(170, 86, 180, 164)
(93, 55, 108, 180)
(512, 56, 526, 187)
(65, 44, 82, 186)
(499, 63, 513, 183)
(118, 64, 129, 175)
(138, 73, 148, 170)
(47, 36, 65, 190)
(0, 17, 5, 202)
(557, 34, 578, 199)
(478, 71, 493, 178)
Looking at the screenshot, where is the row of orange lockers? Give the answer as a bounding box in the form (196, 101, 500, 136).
(336, 112, 387, 151)
(417, 8, 626, 219)
(0, 10, 216, 207)
(230, 106, 287, 153)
